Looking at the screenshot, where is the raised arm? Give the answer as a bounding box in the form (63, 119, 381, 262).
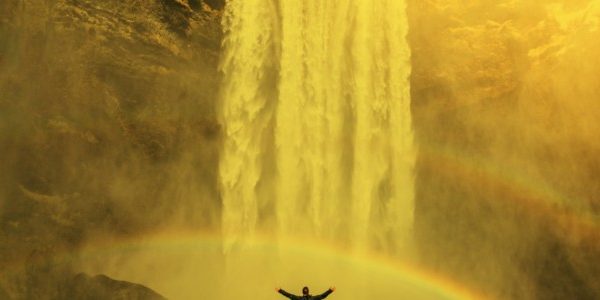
(277, 288, 300, 300)
(315, 287, 335, 299)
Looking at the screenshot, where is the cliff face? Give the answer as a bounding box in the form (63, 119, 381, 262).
(0, 0, 222, 297)
(409, 1, 600, 298)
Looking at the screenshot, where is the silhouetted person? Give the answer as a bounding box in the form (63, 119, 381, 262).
(276, 286, 335, 299)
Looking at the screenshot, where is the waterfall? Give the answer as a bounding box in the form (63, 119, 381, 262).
(219, 0, 414, 255)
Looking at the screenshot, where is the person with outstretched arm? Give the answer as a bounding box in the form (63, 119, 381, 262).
(276, 286, 335, 299)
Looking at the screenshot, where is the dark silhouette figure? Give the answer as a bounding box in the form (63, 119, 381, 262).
(276, 286, 335, 299)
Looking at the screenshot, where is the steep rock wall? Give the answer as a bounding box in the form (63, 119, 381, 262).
(0, 0, 222, 297)
(409, 1, 600, 298)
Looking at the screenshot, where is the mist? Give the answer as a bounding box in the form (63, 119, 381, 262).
(409, 0, 600, 298)
(1, 0, 599, 299)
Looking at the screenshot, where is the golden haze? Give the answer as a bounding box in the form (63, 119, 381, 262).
(0, 0, 599, 299)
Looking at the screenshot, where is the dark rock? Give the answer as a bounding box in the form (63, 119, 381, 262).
(202, 0, 225, 10)
(0, 285, 10, 300)
(0, 0, 222, 297)
(62, 273, 166, 300)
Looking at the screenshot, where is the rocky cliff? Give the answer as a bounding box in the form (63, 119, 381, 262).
(409, 1, 600, 298)
(1, 0, 222, 298)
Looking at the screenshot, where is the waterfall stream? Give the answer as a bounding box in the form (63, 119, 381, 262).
(219, 0, 414, 255)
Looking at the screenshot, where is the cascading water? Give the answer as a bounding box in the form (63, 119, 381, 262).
(219, 0, 414, 255)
